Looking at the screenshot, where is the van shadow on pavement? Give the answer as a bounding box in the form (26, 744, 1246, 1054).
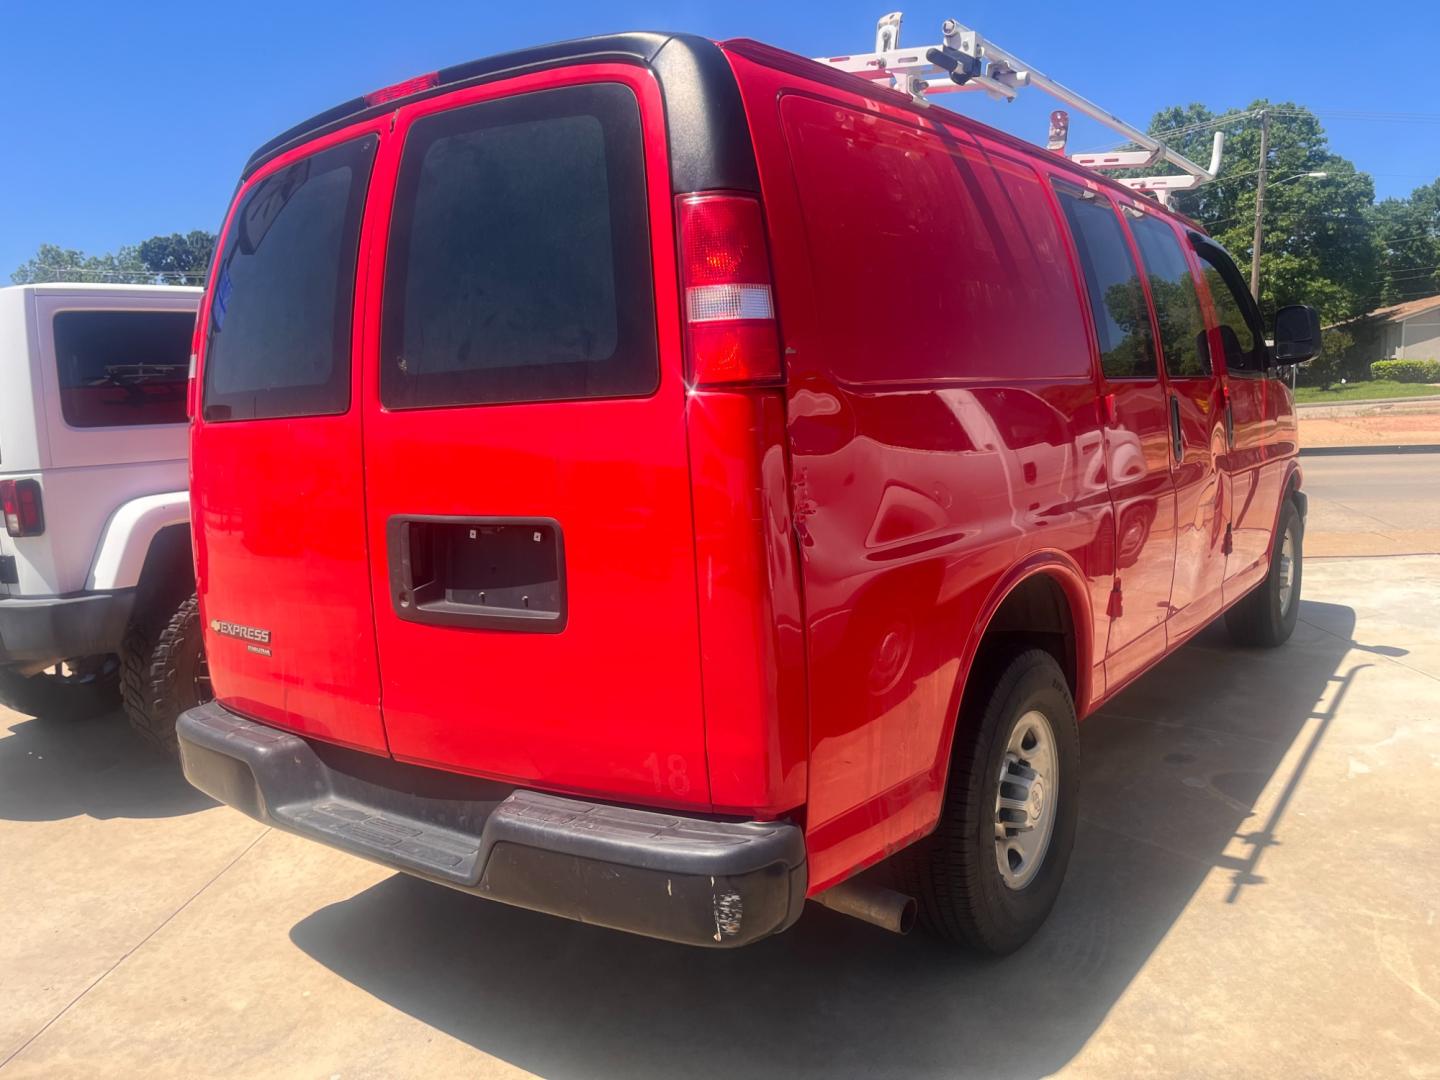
(290, 602, 1376, 1080)
(0, 708, 212, 822)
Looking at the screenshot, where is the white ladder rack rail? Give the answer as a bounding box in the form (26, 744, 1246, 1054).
(814, 12, 1223, 204)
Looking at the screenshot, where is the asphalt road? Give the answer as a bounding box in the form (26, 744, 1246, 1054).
(1302, 451, 1440, 556)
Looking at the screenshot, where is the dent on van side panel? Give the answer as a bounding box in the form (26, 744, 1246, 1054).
(729, 52, 1110, 890)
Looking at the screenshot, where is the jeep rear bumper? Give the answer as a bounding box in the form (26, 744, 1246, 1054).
(177, 701, 807, 947)
(0, 589, 135, 669)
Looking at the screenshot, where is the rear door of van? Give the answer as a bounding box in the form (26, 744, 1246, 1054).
(358, 69, 712, 807)
(193, 125, 388, 751)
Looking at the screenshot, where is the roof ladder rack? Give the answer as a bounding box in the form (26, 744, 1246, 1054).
(815, 11, 1224, 205)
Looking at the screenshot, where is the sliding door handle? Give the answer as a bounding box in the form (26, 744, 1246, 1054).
(1169, 394, 1184, 462)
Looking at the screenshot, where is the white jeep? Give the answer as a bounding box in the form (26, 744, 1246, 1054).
(0, 283, 208, 752)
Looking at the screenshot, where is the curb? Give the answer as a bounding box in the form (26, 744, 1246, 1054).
(1300, 444, 1440, 457)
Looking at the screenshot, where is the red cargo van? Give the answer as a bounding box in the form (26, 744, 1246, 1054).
(179, 32, 1321, 954)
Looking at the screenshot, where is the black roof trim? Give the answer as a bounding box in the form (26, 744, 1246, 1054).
(240, 32, 758, 195)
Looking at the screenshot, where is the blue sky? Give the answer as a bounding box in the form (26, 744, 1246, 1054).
(3, 0, 1438, 278)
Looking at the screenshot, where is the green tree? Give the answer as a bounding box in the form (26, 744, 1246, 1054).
(1132, 102, 1379, 325)
(1373, 178, 1440, 305)
(137, 230, 215, 285)
(11, 231, 215, 286)
(10, 242, 148, 285)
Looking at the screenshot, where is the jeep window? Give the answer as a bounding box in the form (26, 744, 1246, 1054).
(202, 135, 377, 421)
(1192, 240, 1268, 375)
(1129, 214, 1211, 378)
(380, 83, 658, 410)
(52, 310, 193, 427)
(1054, 185, 1159, 381)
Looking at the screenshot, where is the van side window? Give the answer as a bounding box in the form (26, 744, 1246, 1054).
(380, 83, 658, 409)
(52, 310, 193, 427)
(1054, 186, 1158, 381)
(1129, 215, 1211, 378)
(203, 135, 377, 422)
(1192, 243, 1268, 375)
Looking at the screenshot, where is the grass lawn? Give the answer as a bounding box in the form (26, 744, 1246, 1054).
(1294, 380, 1440, 404)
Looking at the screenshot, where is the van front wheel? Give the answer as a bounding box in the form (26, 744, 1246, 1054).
(894, 648, 1079, 955)
(1225, 497, 1302, 648)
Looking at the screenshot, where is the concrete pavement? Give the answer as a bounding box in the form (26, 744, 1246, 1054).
(2, 483, 1438, 1077)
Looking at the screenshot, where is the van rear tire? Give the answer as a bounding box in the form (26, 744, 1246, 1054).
(1225, 498, 1302, 648)
(893, 648, 1079, 955)
(120, 594, 210, 756)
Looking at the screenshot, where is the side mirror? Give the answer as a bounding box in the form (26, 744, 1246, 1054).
(1273, 304, 1322, 364)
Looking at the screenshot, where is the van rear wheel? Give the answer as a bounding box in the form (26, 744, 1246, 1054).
(120, 594, 210, 756)
(1225, 497, 1302, 648)
(894, 648, 1079, 955)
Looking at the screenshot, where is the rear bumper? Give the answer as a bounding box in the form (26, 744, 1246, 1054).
(177, 701, 807, 947)
(0, 589, 135, 669)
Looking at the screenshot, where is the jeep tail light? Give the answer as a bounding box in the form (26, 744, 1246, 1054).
(364, 72, 439, 107)
(0, 479, 43, 537)
(677, 194, 781, 386)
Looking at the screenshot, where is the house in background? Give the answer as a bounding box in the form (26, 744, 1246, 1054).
(1352, 294, 1440, 361)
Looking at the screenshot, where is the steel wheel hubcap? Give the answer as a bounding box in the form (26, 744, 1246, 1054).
(1278, 526, 1297, 616)
(995, 709, 1059, 890)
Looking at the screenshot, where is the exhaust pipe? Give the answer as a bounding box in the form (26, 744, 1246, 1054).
(812, 880, 917, 935)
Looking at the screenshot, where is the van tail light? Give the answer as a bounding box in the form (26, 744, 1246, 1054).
(186, 351, 199, 420)
(677, 194, 782, 386)
(0, 479, 44, 537)
(678, 197, 804, 814)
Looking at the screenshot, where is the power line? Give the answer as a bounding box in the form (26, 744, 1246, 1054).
(1377, 232, 1440, 246)
(1279, 108, 1440, 124)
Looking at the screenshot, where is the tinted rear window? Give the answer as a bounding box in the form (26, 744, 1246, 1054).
(203, 135, 377, 421)
(380, 83, 657, 410)
(1054, 186, 1158, 381)
(52, 310, 194, 428)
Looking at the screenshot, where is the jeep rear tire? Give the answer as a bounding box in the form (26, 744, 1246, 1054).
(120, 594, 210, 756)
(1225, 497, 1302, 648)
(894, 648, 1079, 955)
(0, 659, 120, 720)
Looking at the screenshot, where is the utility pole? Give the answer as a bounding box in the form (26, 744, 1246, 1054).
(1249, 108, 1270, 301)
